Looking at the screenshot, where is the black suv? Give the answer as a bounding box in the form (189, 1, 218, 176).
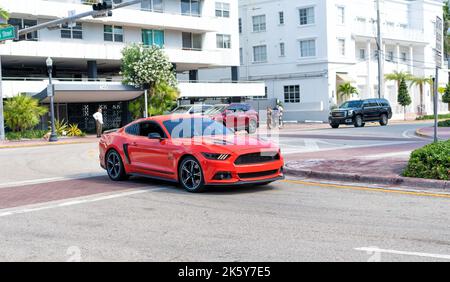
(329, 98, 392, 128)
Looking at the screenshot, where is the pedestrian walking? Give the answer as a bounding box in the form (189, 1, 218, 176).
(277, 103, 284, 128)
(93, 108, 104, 138)
(266, 107, 273, 130)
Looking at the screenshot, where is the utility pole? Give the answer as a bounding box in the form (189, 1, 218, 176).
(0, 55, 4, 141)
(376, 0, 383, 99)
(434, 16, 443, 143)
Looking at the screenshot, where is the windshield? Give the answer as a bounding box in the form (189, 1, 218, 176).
(339, 101, 363, 109)
(171, 106, 191, 114)
(204, 105, 227, 115)
(163, 118, 234, 138)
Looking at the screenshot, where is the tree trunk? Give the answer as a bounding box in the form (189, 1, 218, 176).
(419, 84, 423, 116)
(404, 106, 407, 121)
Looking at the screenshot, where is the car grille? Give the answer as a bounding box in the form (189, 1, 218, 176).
(238, 169, 279, 179)
(234, 152, 280, 165)
(332, 111, 346, 118)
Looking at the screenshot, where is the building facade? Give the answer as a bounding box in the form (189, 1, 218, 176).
(207, 0, 449, 122)
(0, 0, 263, 132)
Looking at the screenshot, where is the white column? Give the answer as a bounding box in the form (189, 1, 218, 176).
(367, 40, 372, 98)
(409, 45, 414, 74)
(396, 44, 400, 71)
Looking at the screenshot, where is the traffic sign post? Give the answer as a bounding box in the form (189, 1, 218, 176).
(0, 25, 16, 41)
(434, 16, 443, 143)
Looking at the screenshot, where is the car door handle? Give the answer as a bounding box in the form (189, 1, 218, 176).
(131, 142, 138, 146)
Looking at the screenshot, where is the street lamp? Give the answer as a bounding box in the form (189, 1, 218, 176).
(46, 57, 58, 142)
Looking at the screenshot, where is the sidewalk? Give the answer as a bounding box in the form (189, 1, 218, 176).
(415, 126, 450, 140)
(284, 142, 450, 191)
(0, 136, 99, 149)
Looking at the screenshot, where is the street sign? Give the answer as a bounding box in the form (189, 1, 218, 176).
(435, 16, 443, 68)
(68, 10, 76, 28)
(0, 25, 15, 41)
(47, 84, 54, 97)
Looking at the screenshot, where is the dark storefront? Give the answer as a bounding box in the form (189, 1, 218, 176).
(34, 83, 143, 134)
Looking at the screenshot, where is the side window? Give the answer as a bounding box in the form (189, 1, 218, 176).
(363, 101, 370, 108)
(125, 124, 139, 136)
(138, 122, 166, 138)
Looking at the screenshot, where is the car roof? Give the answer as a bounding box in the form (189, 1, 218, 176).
(134, 114, 205, 123)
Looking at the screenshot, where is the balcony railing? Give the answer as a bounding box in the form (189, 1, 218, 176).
(352, 21, 425, 43)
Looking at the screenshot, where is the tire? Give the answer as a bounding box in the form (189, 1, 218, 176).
(246, 119, 258, 134)
(330, 123, 339, 129)
(354, 115, 364, 128)
(179, 156, 206, 193)
(380, 114, 389, 126)
(106, 149, 128, 181)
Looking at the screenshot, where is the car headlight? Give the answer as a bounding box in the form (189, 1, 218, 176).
(347, 110, 354, 116)
(202, 152, 230, 160)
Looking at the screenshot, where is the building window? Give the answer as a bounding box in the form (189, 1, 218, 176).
(338, 39, 345, 56)
(104, 25, 123, 42)
(142, 29, 165, 47)
(359, 49, 366, 60)
(299, 7, 314, 25)
(239, 18, 242, 33)
(8, 18, 38, 41)
(279, 42, 285, 57)
(401, 52, 407, 62)
(299, 39, 316, 57)
(337, 6, 345, 24)
(253, 45, 267, 63)
(284, 85, 300, 103)
(279, 11, 284, 25)
(386, 51, 394, 62)
(141, 0, 163, 12)
(182, 32, 202, 50)
(215, 2, 230, 18)
(252, 15, 266, 32)
(61, 23, 83, 39)
(181, 0, 200, 16)
(216, 34, 231, 49)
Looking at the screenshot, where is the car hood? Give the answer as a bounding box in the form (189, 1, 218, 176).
(333, 107, 358, 111)
(175, 135, 279, 154)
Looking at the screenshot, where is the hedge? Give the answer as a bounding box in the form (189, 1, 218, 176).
(416, 114, 450, 120)
(403, 140, 450, 180)
(438, 120, 450, 127)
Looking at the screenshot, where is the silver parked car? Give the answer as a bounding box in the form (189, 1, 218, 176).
(170, 104, 213, 115)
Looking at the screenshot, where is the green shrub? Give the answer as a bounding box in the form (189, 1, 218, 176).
(438, 119, 450, 127)
(403, 140, 450, 180)
(416, 114, 450, 120)
(6, 130, 47, 140)
(4, 95, 48, 132)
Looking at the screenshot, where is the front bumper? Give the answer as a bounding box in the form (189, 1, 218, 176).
(207, 175, 285, 186)
(329, 116, 354, 125)
(201, 156, 284, 186)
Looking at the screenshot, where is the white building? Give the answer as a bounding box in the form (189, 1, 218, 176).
(0, 0, 264, 131)
(203, 0, 450, 122)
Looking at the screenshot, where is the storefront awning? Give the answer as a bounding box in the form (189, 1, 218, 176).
(336, 73, 356, 83)
(34, 82, 144, 103)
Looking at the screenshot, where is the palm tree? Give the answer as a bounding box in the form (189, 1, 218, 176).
(0, 7, 9, 26)
(338, 82, 358, 101)
(385, 71, 413, 89)
(410, 76, 432, 116)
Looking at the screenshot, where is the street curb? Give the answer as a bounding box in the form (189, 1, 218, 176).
(0, 139, 97, 149)
(415, 128, 430, 139)
(284, 165, 449, 191)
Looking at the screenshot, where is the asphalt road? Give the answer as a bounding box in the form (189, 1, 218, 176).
(1, 122, 449, 262)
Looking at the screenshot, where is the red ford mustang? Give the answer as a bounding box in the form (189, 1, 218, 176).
(99, 115, 284, 192)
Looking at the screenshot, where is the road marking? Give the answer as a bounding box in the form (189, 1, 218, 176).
(0, 187, 167, 218)
(0, 173, 104, 189)
(355, 247, 450, 260)
(283, 179, 450, 199)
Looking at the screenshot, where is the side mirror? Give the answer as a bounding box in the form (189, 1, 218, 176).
(148, 132, 163, 140)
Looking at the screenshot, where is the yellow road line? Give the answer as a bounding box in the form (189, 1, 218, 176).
(282, 179, 450, 199)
